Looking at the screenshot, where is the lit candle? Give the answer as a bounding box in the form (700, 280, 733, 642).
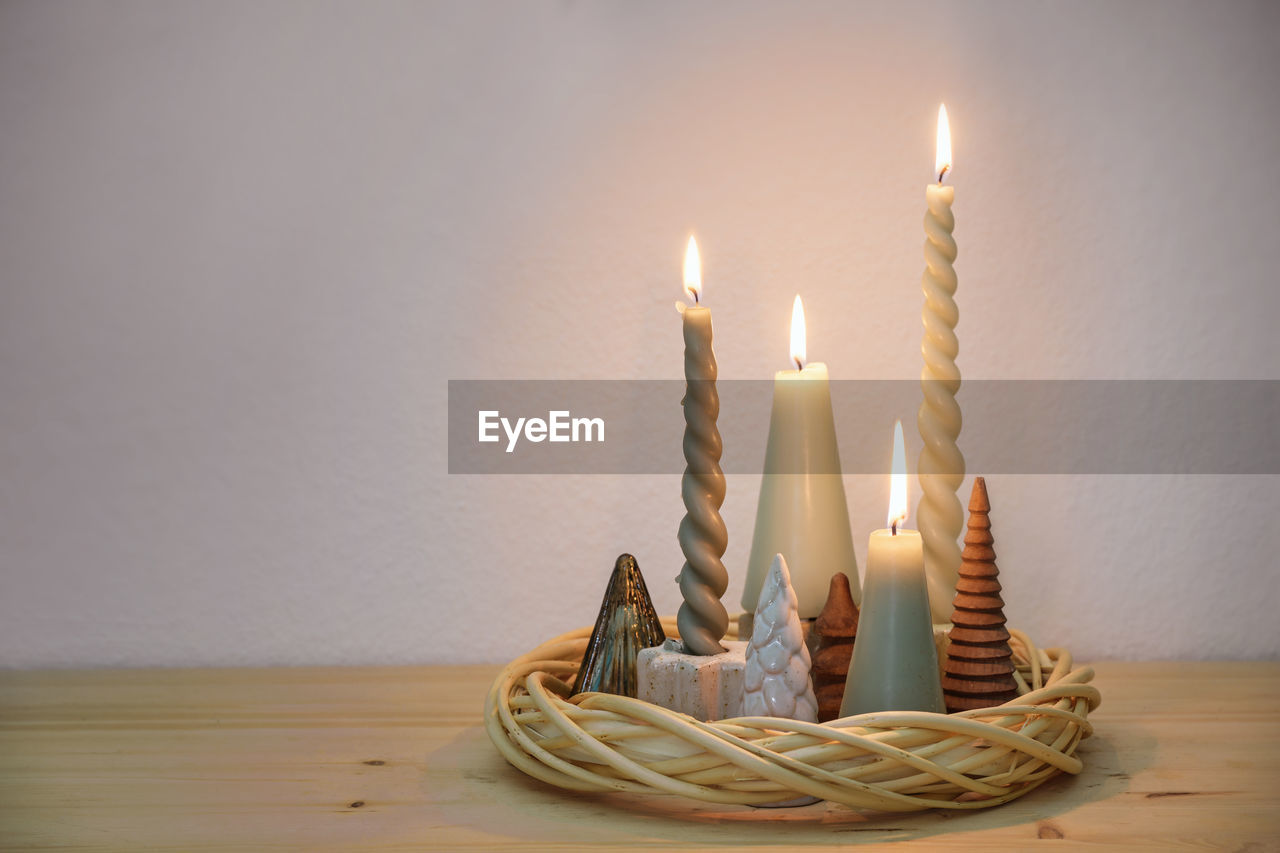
(675, 236, 730, 656)
(840, 421, 945, 716)
(743, 295, 860, 629)
(918, 103, 966, 624)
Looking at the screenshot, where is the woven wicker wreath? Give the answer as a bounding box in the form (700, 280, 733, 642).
(485, 617, 1100, 811)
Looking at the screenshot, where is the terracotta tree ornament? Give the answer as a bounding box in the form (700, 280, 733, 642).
(804, 572, 859, 722)
(942, 478, 1021, 713)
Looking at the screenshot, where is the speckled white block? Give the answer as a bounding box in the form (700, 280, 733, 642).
(636, 638, 748, 722)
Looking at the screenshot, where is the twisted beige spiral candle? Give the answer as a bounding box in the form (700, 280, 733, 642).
(917, 105, 965, 624)
(675, 238, 729, 656)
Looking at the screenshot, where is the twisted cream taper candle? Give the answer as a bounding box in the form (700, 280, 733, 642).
(676, 304, 730, 656)
(917, 105, 965, 624)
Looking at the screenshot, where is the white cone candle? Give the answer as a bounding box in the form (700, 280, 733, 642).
(840, 421, 945, 717)
(743, 296, 860, 624)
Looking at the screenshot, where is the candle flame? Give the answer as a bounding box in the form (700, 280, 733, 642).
(790, 294, 806, 369)
(888, 420, 908, 531)
(683, 235, 702, 303)
(936, 104, 951, 184)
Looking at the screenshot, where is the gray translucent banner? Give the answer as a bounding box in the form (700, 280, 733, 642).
(448, 380, 1278, 474)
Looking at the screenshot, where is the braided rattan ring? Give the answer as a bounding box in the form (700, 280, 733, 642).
(485, 617, 1099, 810)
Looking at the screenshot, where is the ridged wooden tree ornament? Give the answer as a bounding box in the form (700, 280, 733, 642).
(942, 477, 1021, 713)
(804, 572, 859, 722)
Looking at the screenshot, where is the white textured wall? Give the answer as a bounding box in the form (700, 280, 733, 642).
(1, 1, 1277, 667)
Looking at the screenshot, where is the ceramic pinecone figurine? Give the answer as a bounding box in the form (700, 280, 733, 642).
(743, 554, 818, 722)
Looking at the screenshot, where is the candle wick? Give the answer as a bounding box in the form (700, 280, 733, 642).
(794, 357, 803, 371)
(891, 520, 898, 536)
(937, 164, 949, 184)
(692, 290, 700, 305)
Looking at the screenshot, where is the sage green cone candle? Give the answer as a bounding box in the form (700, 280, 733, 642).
(841, 421, 945, 717)
(743, 296, 860, 623)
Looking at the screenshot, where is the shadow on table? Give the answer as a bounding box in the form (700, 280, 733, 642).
(424, 723, 1155, 846)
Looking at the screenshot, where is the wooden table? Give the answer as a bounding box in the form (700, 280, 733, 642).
(1, 662, 1277, 851)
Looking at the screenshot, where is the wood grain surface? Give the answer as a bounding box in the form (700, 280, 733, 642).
(2, 662, 1277, 851)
